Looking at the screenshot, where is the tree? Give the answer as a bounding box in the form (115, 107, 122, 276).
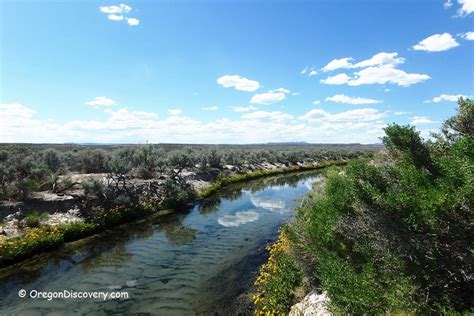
(441, 98, 473, 141)
(382, 124, 439, 176)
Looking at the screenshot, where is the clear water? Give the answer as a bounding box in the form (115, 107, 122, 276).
(0, 172, 322, 315)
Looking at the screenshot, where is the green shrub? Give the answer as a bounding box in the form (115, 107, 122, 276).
(287, 98, 473, 313)
(23, 211, 49, 228)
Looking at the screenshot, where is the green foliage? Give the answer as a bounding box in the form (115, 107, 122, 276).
(289, 98, 473, 313)
(0, 226, 64, 267)
(199, 160, 344, 198)
(82, 179, 105, 197)
(253, 232, 302, 315)
(0, 207, 152, 267)
(23, 211, 49, 228)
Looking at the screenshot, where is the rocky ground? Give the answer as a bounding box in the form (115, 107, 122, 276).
(289, 290, 331, 316)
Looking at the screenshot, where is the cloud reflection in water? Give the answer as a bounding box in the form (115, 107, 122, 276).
(218, 210, 259, 227)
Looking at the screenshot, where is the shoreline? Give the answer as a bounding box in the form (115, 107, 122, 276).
(0, 160, 346, 269)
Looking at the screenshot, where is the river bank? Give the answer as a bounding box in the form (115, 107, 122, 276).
(0, 170, 323, 314)
(0, 160, 346, 268)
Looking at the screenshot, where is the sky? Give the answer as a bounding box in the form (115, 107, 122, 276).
(0, 0, 473, 144)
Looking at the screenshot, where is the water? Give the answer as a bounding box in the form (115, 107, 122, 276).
(0, 171, 322, 315)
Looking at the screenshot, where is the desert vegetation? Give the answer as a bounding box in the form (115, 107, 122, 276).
(254, 98, 473, 314)
(0, 143, 376, 267)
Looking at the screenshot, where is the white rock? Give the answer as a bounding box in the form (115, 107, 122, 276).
(289, 290, 331, 316)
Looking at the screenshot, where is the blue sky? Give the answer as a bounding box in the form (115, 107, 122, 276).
(1, 0, 473, 143)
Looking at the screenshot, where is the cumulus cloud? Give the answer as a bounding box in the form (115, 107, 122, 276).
(108, 14, 124, 21)
(85, 96, 117, 107)
(348, 65, 430, 87)
(1, 103, 391, 144)
(0, 103, 36, 118)
(308, 69, 318, 76)
(321, 57, 355, 72)
(241, 110, 294, 123)
(353, 52, 405, 68)
(410, 116, 437, 125)
(300, 108, 385, 123)
(412, 33, 459, 52)
(250, 91, 286, 105)
(273, 88, 290, 93)
(313, 100, 321, 105)
(325, 94, 382, 105)
(218, 211, 259, 227)
(202, 106, 218, 111)
(300, 67, 308, 74)
(460, 31, 474, 40)
(425, 94, 467, 103)
(393, 111, 411, 115)
(168, 109, 182, 116)
(444, 0, 453, 8)
(320, 52, 429, 87)
(321, 53, 404, 72)
(217, 75, 261, 92)
(320, 73, 351, 85)
(457, 0, 474, 16)
(99, 3, 139, 26)
(126, 17, 140, 26)
(100, 3, 131, 14)
(232, 105, 258, 112)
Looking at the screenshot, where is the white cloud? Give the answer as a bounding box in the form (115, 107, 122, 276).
(353, 52, 405, 68)
(410, 116, 437, 125)
(202, 106, 218, 111)
(292, 92, 301, 96)
(319, 52, 428, 87)
(457, 0, 474, 16)
(444, 0, 453, 8)
(313, 100, 321, 105)
(321, 53, 404, 72)
(0, 103, 36, 118)
(126, 17, 140, 26)
(300, 67, 308, 74)
(232, 105, 258, 112)
(300, 108, 385, 123)
(168, 109, 182, 116)
(250, 196, 286, 212)
(272, 88, 290, 93)
(321, 57, 354, 72)
(99, 4, 131, 14)
(241, 110, 294, 123)
(99, 4, 139, 26)
(460, 31, 474, 40)
(0, 103, 390, 144)
(217, 75, 261, 92)
(394, 111, 411, 115)
(425, 94, 467, 103)
(412, 33, 459, 52)
(250, 91, 286, 105)
(218, 211, 259, 227)
(85, 96, 116, 107)
(308, 70, 318, 76)
(325, 94, 382, 105)
(320, 73, 351, 85)
(348, 65, 430, 87)
(107, 14, 124, 21)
